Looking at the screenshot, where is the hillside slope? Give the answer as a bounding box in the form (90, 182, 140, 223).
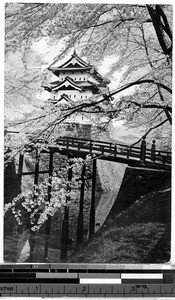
(67, 167, 171, 264)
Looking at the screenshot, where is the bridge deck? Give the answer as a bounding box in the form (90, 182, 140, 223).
(41, 136, 171, 171)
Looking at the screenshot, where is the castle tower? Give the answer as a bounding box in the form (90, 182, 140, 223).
(43, 51, 110, 103)
(42, 51, 110, 138)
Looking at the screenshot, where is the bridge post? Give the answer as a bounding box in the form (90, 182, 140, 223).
(127, 148, 131, 159)
(140, 136, 146, 162)
(90, 141, 92, 153)
(114, 144, 117, 156)
(76, 163, 86, 246)
(44, 150, 54, 261)
(18, 153, 24, 184)
(29, 149, 40, 262)
(101, 145, 104, 155)
(60, 156, 72, 261)
(151, 140, 156, 162)
(89, 158, 96, 238)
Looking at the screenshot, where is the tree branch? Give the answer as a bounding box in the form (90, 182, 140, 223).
(131, 118, 169, 147)
(5, 4, 46, 19)
(147, 5, 172, 56)
(109, 79, 172, 97)
(125, 100, 172, 113)
(157, 84, 172, 124)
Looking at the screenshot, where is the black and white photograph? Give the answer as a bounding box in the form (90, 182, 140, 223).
(4, 2, 172, 264)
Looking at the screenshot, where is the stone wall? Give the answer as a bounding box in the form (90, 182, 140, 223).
(63, 123, 92, 139)
(105, 166, 171, 224)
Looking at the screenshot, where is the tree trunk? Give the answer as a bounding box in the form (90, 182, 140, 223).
(147, 5, 172, 56)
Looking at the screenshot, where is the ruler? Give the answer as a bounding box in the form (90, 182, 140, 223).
(0, 264, 175, 297)
(0, 283, 175, 297)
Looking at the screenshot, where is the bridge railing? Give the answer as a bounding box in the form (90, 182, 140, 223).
(54, 136, 171, 166)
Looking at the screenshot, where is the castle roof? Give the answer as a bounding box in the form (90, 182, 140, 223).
(48, 51, 110, 85)
(50, 93, 73, 105)
(44, 76, 103, 94)
(50, 79, 106, 88)
(52, 76, 83, 91)
(49, 51, 90, 70)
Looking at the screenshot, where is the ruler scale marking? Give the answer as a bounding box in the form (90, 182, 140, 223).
(0, 266, 175, 297)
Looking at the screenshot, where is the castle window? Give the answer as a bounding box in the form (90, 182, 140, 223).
(84, 78, 86, 80)
(70, 95, 71, 98)
(74, 95, 76, 98)
(75, 78, 76, 80)
(81, 96, 83, 99)
(79, 78, 81, 80)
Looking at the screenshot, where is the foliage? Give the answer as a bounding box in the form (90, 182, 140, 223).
(4, 154, 92, 231)
(5, 4, 172, 149)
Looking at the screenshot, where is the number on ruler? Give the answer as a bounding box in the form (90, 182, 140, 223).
(82, 286, 87, 293)
(136, 284, 148, 294)
(131, 286, 136, 293)
(78, 285, 88, 294)
(137, 284, 147, 289)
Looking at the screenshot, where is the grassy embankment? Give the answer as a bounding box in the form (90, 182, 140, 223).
(67, 167, 171, 264)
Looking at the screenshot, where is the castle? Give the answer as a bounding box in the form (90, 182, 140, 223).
(42, 51, 110, 138)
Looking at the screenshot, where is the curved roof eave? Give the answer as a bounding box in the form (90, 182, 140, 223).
(50, 52, 90, 70)
(52, 76, 83, 91)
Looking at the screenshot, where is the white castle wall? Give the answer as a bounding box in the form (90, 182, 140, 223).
(58, 71, 101, 85)
(51, 89, 93, 101)
(59, 71, 88, 82)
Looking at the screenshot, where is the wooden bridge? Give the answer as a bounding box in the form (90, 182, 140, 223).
(52, 136, 171, 171)
(18, 136, 171, 262)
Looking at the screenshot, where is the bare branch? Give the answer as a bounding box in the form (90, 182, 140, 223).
(5, 4, 46, 19)
(157, 85, 172, 124)
(125, 100, 172, 113)
(131, 118, 169, 147)
(110, 79, 172, 97)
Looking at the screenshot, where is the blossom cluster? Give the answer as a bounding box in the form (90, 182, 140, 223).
(4, 154, 93, 231)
